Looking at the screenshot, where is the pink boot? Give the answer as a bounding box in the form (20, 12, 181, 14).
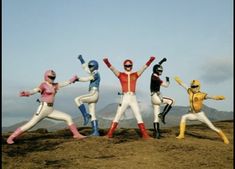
(69, 124, 86, 140)
(7, 128, 23, 144)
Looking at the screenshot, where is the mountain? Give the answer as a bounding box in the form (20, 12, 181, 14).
(2, 120, 233, 169)
(2, 103, 233, 132)
(2, 119, 57, 133)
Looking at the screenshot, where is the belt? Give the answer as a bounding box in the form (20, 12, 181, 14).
(188, 108, 200, 113)
(42, 102, 54, 107)
(47, 103, 54, 107)
(123, 92, 135, 95)
(151, 91, 161, 96)
(89, 87, 98, 91)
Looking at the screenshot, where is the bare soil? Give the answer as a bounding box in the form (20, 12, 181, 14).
(2, 120, 233, 169)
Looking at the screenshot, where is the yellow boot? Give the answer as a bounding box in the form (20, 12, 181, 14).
(217, 130, 229, 144)
(176, 122, 186, 139)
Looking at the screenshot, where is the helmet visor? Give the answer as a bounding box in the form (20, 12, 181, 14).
(48, 76, 56, 80)
(191, 85, 199, 88)
(88, 64, 95, 68)
(124, 64, 133, 68)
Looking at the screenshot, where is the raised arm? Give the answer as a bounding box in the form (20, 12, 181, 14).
(103, 58, 120, 77)
(174, 76, 188, 90)
(137, 56, 155, 76)
(161, 76, 170, 88)
(78, 55, 90, 73)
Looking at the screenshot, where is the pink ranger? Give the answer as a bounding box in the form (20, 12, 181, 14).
(7, 70, 86, 144)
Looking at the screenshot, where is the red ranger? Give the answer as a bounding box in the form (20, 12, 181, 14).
(103, 56, 155, 139)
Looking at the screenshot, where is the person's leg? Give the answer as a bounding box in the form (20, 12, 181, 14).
(88, 103, 100, 136)
(151, 93, 161, 139)
(197, 112, 229, 144)
(7, 128, 24, 144)
(112, 95, 129, 123)
(74, 90, 98, 125)
(153, 105, 161, 138)
(153, 122, 161, 139)
(176, 113, 197, 139)
(48, 110, 86, 139)
(106, 122, 118, 138)
(106, 95, 129, 138)
(158, 97, 174, 124)
(7, 104, 50, 144)
(130, 95, 151, 139)
(151, 94, 161, 123)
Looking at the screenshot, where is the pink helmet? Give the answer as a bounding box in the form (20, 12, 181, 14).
(44, 70, 56, 83)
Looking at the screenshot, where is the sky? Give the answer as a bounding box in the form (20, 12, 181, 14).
(2, 0, 233, 127)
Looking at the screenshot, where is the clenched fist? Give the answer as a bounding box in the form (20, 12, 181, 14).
(214, 96, 225, 100)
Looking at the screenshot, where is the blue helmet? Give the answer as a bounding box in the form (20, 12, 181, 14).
(88, 60, 99, 71)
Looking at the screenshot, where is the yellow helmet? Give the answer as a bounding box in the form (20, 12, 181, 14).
(190, 80, 200, 89)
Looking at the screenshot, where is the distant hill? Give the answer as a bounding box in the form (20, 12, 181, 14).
(2, 103, 233, 132)
(2, 119, 57, 133)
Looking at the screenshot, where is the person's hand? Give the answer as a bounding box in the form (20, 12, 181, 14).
(146, 56, 155, 66)
(174, 76, 183, 84)
(19, 91, 30, 97)
(166, 76, 170, 82)
(77, 55, 85, 64)
(69, 75, 79, 83)
(214, 96, 225, 100)
(103, 58, 112, 68)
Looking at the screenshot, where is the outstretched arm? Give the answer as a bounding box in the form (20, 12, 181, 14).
(174, 76, 188, 90)
(137, 56, 155, 76)
(58, 75, 79, 88)
(103, 58, 120, 77)
(19, 88, 40, 97)
(77, 75, 94, 82)
(205, 95, 225, 100)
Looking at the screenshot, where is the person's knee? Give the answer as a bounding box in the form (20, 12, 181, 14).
(74, 97, 82, 106)
(65, 116, 73, 125)
(181, 115, 187, 123)
(170, 99, 175, 106)
(208, 125, 220, 132)
(165, 98, 175, 106)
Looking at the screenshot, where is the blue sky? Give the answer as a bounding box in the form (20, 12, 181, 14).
(2, 0, 233, 127)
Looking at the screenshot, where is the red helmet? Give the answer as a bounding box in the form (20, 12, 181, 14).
(123, 59, 133, 71)
(44, 70, 56, 83)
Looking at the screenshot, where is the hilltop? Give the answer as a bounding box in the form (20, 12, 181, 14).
(2, 120, 233, 169)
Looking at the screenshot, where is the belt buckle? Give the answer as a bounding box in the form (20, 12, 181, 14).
(47, 103, 53, 107)
(124, 92, 134, 95)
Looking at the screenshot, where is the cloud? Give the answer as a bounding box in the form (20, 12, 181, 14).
(200, 57, 233, 84)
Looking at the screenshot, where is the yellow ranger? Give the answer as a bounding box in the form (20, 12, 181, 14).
(174, 77, 229, 144)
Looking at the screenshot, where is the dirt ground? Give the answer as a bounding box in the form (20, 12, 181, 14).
(2, 120, 233, 169)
